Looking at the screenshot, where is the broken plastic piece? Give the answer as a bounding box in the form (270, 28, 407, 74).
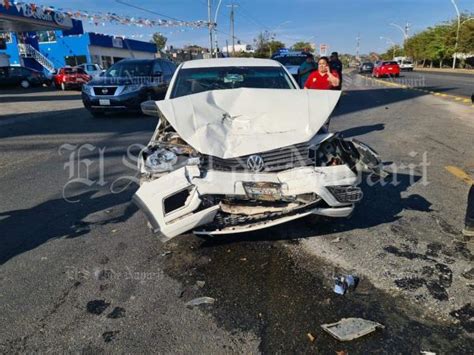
(334, 275, 359, 295)
(307, 332, 315, 342)
(185, 296, 215, 308)
(321, 318, 384, 341)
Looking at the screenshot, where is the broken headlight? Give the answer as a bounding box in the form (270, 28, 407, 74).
(145, 148, 178, 173)
(143, 146, 200, 174)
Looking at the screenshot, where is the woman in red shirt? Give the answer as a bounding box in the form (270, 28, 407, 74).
(304, 56, 340, 90)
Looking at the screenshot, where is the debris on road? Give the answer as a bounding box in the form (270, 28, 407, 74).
(161, 251, 172, 257)
(307, 332, 316, 342)
(196, 280, 206, 288)
(420, 351, 436, 355)
(334, 275, 359, 295)
(335, 350, 348, 355)
(86, 300, 110, 315)
(331, 237, 341, 243)
(185, 296, 216, 308)
(321, 318, 384, 341)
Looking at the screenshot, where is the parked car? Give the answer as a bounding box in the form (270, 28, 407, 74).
(359, 62, 374, 74)
(0, 66, 49, 88)
(372, 61, 400, 78)
(54, 67, 92, 90)
(133, 58, 385, 241)
(81, 58, 176, 117)
(76, 63, 104, 77)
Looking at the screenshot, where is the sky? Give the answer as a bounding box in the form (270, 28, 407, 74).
(34, 0, 474, 54)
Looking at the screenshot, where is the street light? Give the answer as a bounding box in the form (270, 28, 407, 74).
(451, 0, 460, 69)
(380, 36, 396, 58)
(389, 22, 409, 41)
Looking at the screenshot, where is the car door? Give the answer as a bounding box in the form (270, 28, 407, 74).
(0, 67, 10, 86)
(9, 67, 25, 85)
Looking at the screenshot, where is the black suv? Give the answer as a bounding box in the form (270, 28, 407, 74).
(0, 66, 49, 88)
(81, 58, 176, 117)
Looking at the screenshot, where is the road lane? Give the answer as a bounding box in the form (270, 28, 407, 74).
(363, 70, 473, 98)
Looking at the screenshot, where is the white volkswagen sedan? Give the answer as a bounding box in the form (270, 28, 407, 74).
(133, 58, 384, 242)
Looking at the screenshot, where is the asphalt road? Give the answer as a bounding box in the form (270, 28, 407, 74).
(361, 69, 473, 98)
(0, 79, 473, 353)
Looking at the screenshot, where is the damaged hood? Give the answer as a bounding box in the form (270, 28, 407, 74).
(156, 88, 341, 159)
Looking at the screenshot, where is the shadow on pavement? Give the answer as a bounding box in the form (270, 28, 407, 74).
(0, 189, 138, 265)
(0, 107, 156, 139)
(340, 123, 385, 137)
(0, 94, 81, 103)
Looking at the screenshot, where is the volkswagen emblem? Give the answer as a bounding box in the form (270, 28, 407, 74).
(246, 155, 265, 172)
(101, 88, 109, 95)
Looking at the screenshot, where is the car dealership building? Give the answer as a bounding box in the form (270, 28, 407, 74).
(0, 3, 157, 73)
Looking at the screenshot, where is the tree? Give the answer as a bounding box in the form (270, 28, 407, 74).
(292, 41, 312, 51)
(152, 33, 167, 51)
(253, 31, 285, 58)
(380, 45, 404, 60)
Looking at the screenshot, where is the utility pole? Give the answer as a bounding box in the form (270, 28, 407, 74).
(208, 0, 213, 57)
(356, 33, 360, 61)
(227, 2, 238, 56)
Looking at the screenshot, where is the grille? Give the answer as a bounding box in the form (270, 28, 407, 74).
(202, 142, 312, 172)
(93, 87, 117, 96)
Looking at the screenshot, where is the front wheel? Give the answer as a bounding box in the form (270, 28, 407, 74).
(20, 80, 31, 89)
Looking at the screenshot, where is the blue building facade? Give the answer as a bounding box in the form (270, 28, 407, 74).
(1, 17, 157, 72)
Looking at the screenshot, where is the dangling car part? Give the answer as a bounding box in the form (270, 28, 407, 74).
(133, 58, 386, 242)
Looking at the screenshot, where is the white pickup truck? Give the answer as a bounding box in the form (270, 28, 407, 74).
(393, 56, 414, 71)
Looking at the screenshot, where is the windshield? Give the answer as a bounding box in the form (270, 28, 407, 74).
(273, 56, 306, 66)
(104, 61, 152, 78)
(170, 66, 296, 98)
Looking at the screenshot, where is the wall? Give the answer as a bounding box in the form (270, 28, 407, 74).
(38, 32, 91, 68)
(0, 33, 20, 65)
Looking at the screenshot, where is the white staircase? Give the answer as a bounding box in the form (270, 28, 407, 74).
(18, 43, 55, 73)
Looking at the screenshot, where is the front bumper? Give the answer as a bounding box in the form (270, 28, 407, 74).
(82, 89, 148, 111)
(133, 164, 360, 242)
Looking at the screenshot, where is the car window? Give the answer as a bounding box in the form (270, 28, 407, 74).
(152, 61, 163, 75)
(274, 56, 306, 66)
(76, 68, 87, 74)
(171, 66, 296, 99)
(382, 61, 398, 66)
(87, 65, 96, 71)
(104, 61, 153, 78)
(162, 61, 176, 76)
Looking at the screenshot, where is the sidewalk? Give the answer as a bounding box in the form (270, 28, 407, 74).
(414, 67, 474, 75)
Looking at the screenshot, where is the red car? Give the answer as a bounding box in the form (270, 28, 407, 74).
(372, 61, 400, 78)
(54, 67, 91, 90)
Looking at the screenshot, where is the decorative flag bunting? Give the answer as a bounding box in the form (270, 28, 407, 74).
(0, 1, 208, 29)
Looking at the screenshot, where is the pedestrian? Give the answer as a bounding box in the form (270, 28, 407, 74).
(463, 185, 474, 237)
(304, 56, 340, 90)
(329, 52, 343, 90)
(298, 53, 317, 88)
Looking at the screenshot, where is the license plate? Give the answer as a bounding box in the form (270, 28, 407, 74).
(99, 99, 111, 106)
(388, 67, 393, 70)
(243, 182, 282, 201)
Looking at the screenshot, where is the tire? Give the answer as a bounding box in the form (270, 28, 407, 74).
(90, 110, 106, 118)
(395, 73, 400, 78)
(20, 80, 31, 89)
(61, 82, 67, 91)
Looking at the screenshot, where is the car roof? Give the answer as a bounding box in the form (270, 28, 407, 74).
(181, 58, 282, 69)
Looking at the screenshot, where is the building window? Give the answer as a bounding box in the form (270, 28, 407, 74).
(37, 31, 57, 43)
(0, 32, 12, 43)
(65, 55, 87, 66)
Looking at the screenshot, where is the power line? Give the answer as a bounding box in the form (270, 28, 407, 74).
(115, 0, 185, 22)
